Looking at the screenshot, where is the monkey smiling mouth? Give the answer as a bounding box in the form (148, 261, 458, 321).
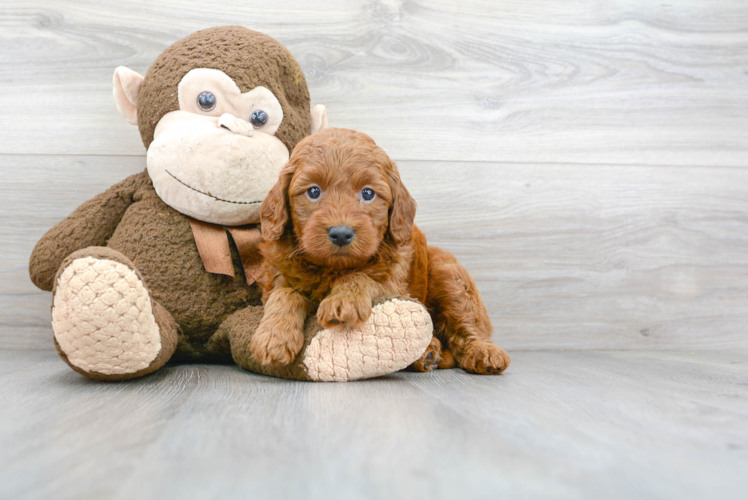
(165, 170, 262, 206)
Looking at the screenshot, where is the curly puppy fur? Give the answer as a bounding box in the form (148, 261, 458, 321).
(251, 128, 510, 375)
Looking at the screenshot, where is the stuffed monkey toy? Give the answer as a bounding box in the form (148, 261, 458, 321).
(28, 26, 432, 382)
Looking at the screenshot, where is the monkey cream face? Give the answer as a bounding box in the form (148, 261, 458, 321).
(112, 28, 326, 226)
(145, 69, 290, 225)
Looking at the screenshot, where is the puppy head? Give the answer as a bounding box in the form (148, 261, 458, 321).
(261, 128, 416, 268)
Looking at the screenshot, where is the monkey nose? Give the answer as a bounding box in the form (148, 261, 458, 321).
(328, 225, 355, 247)
(218, 113, 254, 137)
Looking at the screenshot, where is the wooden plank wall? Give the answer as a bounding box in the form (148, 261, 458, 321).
(1, 0, 747, 350)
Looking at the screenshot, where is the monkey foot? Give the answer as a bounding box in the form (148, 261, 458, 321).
(51, 249, 174, 379)
(302, 298, 433, 382)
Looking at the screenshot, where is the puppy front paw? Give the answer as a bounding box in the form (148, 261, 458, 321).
(249, 315, 304, 366)
(317, 294, 372, 329)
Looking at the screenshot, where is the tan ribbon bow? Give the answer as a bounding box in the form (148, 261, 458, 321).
(188, 218, 263, 286)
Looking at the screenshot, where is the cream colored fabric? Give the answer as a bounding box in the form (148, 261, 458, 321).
(303, 299, 433, 382)
(218, 113, 255, 137)
(52, 257, 161, 375)
(145, 68, 291, 226)
(177, 69, 284, 135)
(147, 110, 289, 226)
(112, 66, 144, 126)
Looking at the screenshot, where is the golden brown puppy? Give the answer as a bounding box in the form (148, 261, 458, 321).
(250, 128, 510, 375)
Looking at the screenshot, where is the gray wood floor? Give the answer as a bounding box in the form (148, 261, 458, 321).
(0, 350, 746, 500)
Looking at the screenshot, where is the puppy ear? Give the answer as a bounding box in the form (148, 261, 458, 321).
(387, 163, 417, 245)
(261, 163, 296, 241)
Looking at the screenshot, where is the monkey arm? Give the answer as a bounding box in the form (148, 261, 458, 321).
(29, 171, 150, 291)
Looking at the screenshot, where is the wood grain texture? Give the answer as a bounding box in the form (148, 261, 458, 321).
(1, 0, 747, 351)
(3, 3, 746, 498)
(0, 350, 745, 500)
(1, 0, 747, 165)
(4, 155, 747, 350)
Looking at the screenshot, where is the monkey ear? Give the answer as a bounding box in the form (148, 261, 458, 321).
(387, 164, 417, 245)
(260, 162, 297, 242)
(311, 104, 328, 134)
(113, 66, 144, 126)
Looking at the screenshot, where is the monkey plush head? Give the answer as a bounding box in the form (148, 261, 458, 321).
(112, 26, 327, 225)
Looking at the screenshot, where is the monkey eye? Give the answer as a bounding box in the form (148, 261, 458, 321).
(250, 110, 268, 128)
(361, 188, 376, 202)
(197, 91, 217, 111)
(306, 186, 321, 201)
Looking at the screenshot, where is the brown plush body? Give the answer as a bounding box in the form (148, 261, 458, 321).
(30, 171, 259, 361)
(252, 128, 510, 374)
(31, 167, 422, 382)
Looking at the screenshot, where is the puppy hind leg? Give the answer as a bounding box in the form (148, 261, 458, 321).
(426, 247, 510, 375)
(437, 347, 456, 370)
(409, 336, 443, 372)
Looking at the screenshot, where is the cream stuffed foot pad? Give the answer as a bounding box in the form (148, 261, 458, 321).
(52, 256, 162, 376)
(303, 298, 433, 382)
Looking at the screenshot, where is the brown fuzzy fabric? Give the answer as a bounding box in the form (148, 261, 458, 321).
(29, 169, 345, 380)
(29, 174, 143, 292)
(31, 170, 261, 359)
(104, 171, 261, 349)
(137, 26, 311, 152)
(216, 305, 318, 381)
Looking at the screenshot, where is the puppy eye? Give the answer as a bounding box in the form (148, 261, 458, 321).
(197, 91, 217, 111)
(361, 188, 376, 202)
(306, 186, 321, 201)
(250, 110, 268, 128)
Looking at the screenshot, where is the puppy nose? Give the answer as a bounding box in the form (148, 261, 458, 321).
(328, 225, 355, 247)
